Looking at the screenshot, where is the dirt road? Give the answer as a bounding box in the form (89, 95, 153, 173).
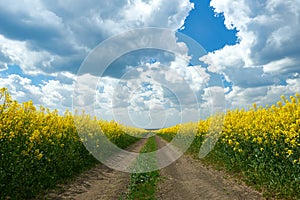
(155, 136, 264, 200)
(44, 138, 147, 200)
(44, 136, 264, 200)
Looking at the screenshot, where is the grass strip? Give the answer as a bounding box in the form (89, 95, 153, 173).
(157, 133, 174, 142)
(122, 136, 159, 200)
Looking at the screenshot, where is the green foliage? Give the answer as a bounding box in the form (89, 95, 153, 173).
(124, 137, 159, 200)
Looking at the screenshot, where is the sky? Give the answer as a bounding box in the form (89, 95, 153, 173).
(0, 0, 299, 128)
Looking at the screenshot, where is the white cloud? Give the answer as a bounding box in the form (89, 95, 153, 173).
(0, 35, 64, 75)
(42, 33, 210, 128)
(200, 0, 300, 110)
(0, 0, 199, 128)
(0, 62, 8, 72)
(2, 0, 299, 129)
(200, 86, 226, 117)
(0, 0, 194, 75)
(41, 80, 73, 108)
(84, 48, 212, 127)
(0, 74, 41, 102)
(262, 57, 299, 75)
(122, 0, 193, 29)
(226, 77, 300, 109)
(0, 74, 74, 112)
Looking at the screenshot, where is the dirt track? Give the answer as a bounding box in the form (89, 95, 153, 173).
(44, 138, 147, 200)
(155, 136, 264, 200)
(44, 136, 264, 200)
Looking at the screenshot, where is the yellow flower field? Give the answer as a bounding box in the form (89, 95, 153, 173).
(159, 93, 300, 198)
(1, 86, 299, 199)
(0, 88, 143, 199)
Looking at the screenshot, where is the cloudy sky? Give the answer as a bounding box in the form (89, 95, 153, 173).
(0, 0, 299, 128)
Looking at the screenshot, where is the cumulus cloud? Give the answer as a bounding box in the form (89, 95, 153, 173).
(80, 47, 215, 128)
(0, 62, 8, 72)
(0, 73, 73, 112)
(226, 77, 300, 109)
(0, 0, 194, 75)
(3, 0, 299, 129)
(67, 23, 222, 128)
(0, 35, 57, 75)
(0, 0, 204, 127)
(201, 0, 300, 109)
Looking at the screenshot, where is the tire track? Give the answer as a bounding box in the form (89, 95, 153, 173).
(44, 138, 148, 200)
(155, 136, 264, 200)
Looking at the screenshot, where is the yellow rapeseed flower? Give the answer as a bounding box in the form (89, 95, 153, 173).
(36, 153, 43, 160)
(286, 150, 293, 157)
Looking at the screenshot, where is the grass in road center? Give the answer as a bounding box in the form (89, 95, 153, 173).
(122, 136, 159, 200)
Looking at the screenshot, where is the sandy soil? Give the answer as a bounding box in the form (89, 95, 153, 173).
(43, 138, 147, 200)
(155, 136, 264, 200)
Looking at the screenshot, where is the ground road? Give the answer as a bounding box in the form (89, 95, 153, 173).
(45, 136, 263, 200)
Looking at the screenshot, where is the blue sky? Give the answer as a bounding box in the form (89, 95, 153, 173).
(180, 0, 237, 52)
(0, 0, 299, 128)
